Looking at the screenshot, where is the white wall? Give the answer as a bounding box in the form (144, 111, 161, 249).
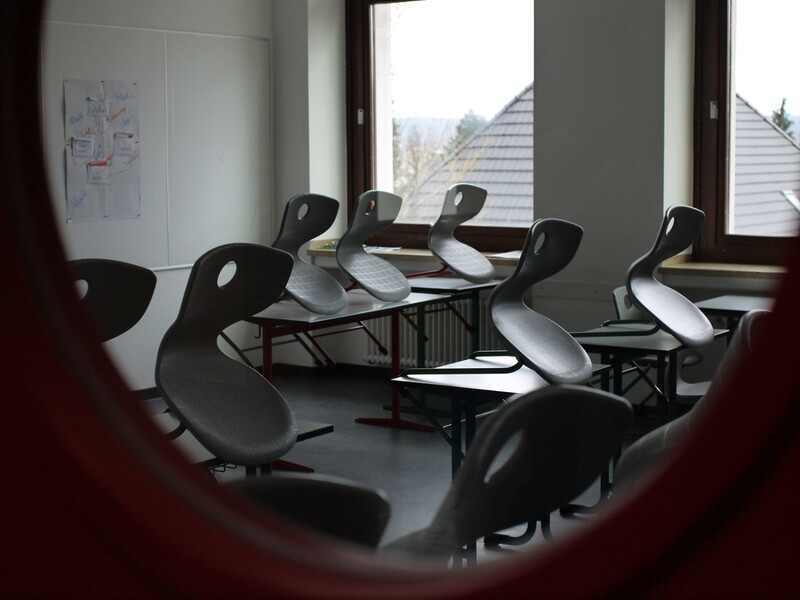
(269, 0, 349, 368)
(664, 0, 695, 212)
(41, 0, 274, 389)
(534, 0, 669, 329)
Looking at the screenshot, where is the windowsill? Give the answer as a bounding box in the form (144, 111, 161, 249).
(659, 255, 786, 280)
(309, 242, 785, 281)
(308, 239, 521, 267)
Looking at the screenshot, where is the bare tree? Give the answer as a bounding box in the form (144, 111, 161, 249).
(772, 98, 794, 137)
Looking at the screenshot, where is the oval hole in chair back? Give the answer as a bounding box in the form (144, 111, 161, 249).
(272, 194, 348, 314)
(428, 183, 495, 283)
(626, 205, 713, 348)
(488, 218, 593, 384)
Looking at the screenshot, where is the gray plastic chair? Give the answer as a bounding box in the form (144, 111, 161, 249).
(70, 258, 156, 342)
(336, 190, 411, 302)
(626, 205, 714, 349)
(272, 194, 347, 314)
(427, 183, 495, 284)
(614, 309, 769, 491)
(383, 385, 633, 560)
(226, 472, 390, 548)
(156, 244, 298, 470)
(611, 286, 709, 404)
(487, 218, 594, 384)
(401, 218, 595, 385)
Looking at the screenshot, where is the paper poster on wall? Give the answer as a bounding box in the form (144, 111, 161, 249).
(64, 79, 141, 222)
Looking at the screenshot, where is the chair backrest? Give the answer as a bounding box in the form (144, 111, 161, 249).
(427, 183, 495, 283)
(626, 205, 713, 348)
(272, 194, 347, 314)
(488, 218, 593, 384)
(155, 244, 297, 467)
(336, 190, 411, 302)
(226, 473, 390, 548)
(70, 258, 156, 343)
(613, 309, 770, 490)
(384, 385, 632, 556)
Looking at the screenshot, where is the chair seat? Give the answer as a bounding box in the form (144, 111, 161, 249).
(431, 238, 494, 283)
(284, 260, 347, 314)
(337, 251, 411, 302)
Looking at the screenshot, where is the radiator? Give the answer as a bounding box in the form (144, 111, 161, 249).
(363, 296, 503, 368)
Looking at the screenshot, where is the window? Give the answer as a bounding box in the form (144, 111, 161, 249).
(345, 0, 534, 252)
(694, 0, 799, 264)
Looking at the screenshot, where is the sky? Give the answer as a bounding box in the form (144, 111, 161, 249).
(735, 0, 800, 118)
(386, 0, 534, 120)
(385, 0, 798, 121)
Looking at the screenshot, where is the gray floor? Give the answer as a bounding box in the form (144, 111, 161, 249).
(154, 363, 632, 565)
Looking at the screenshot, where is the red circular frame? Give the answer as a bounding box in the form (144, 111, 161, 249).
(2, 4, 800, 597)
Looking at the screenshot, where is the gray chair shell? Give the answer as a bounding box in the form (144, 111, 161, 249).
(156, 243, 297, 467)
(626, 205, 714, 349)
(226, 472, 390, 548)
(272, 194, 348, 314)
(488, 218, 594, 384)
(70, 258, 156, 342)
(428, 183, 495, 283)
(384, 385, 633, 559)
(612, 285, 709, 403)
(336, 190, 411, 302)
(613, 309, 770, 491)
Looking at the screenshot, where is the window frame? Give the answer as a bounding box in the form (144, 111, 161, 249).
(344, 0, 528, 252)
(693, 0, 791, 265)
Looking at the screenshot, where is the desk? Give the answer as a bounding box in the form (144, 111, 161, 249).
(695, 294, 773, 335)
(408, 276, 501, 357)
(248, 289, 445, 431)
(393, 354, 610, 478)
(392, 354, 549, 476)
(573, 326, 727, 415)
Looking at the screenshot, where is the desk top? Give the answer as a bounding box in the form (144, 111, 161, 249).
(573, 326, 728, 354)
(408, 276, 501, 293)
(248, 289, 445, 326)
(695, 294, 773, 314)
(392, 354, 550, 398)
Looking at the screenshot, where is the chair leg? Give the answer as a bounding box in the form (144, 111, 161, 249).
(483, 521, 537, 548)
(540, 516, 553, 541)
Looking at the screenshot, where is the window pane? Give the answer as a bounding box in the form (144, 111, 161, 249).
(371, 0, 534, 227)
(730, 0, 800, 236)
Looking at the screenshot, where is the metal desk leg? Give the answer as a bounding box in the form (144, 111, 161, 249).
(470, 289, 481, 355)
(356, 312, 434, 432)
(561, 352, 614, 516)
(667, 349, 678, 417)
(451, 396, 463, 477)
(416, 305, 426, 368)
(656, 353, 667, 416)
(611, 353, 622, 396)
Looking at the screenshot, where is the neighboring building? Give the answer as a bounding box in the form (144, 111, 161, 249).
(732, 94, 800, 236)
(397, 82, 534, 227)
(399, 84, 800, 238)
